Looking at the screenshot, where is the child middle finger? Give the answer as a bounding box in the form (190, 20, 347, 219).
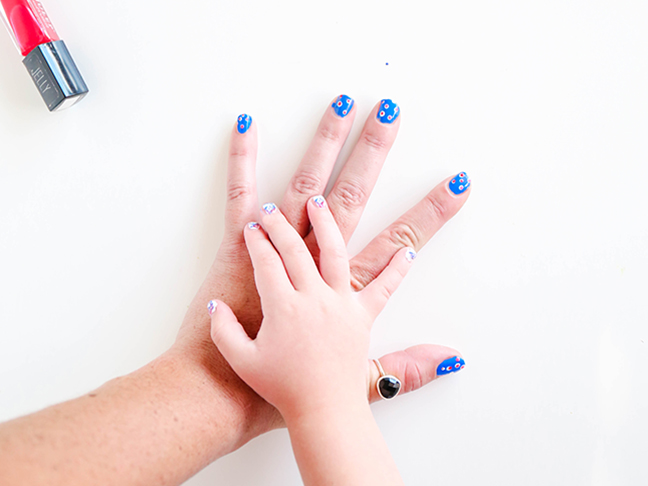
(260, 203, 321, 290)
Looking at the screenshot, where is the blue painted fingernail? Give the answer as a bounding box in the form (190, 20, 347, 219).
(312, 195, 326, 208)
(405, 248, 417, 262)
(237, 114, 252, 134)
(207, 300, 218, 315)
(247, 222, 261, 230)
(262, 203, 277, 215)
(449, 172, 471, 195)
(332, 95, 354, 118)
(437, 356, 466, 376)
(377, 99, 400, 124)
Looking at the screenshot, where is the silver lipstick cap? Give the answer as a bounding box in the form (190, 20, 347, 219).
(22, 40, 89, 112)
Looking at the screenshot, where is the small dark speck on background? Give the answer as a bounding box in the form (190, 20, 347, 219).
(386, 62, 389, 66)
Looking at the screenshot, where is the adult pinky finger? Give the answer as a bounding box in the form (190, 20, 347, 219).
(358, 247, 416, 319)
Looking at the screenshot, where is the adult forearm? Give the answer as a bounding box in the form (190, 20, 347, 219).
(0, 349, 262, 486)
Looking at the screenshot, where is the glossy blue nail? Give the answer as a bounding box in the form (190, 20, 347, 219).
(207, 300, 218, 315)
(332, 95, 354, 118)
(377, 99, 400, 124)
(237, 114, 252, 134)
(449, 172, 471, 195)
(437, 356, 466, 376)
(262, 203, 277, 215)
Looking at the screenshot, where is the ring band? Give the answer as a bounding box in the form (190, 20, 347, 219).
(373, 359, 402, 400)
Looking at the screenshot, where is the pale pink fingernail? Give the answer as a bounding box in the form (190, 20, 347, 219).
(262, 203, 277, 215)
(207, 300, 218, 315)
(405, 248, 417, 262)
(247, 222, 261, 230)
(312, 195, 326, 208)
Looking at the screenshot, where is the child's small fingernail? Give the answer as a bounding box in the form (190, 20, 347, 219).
(247, 222, 261, 230)
(207, 300, 218, 315)
(437, 356, 466, 376)
(262, 203, 278, 215)
(449, 172, 471, 195)
(405, 247, 417, 262)
(312, 195, 326, 208)
(332, 95, 354, 118)
(237, 114, 252, 134)
(377, 99, 400, 124)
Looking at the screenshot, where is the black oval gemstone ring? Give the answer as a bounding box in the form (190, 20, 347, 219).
(373, 359, 402, 400)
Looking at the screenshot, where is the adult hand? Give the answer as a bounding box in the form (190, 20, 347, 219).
(0, 97, 471, 486)
(172, 96, 471, 448)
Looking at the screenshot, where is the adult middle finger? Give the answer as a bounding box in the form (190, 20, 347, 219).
(281, 95, 357, 236)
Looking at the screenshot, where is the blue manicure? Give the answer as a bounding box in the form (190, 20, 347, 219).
(332, 95, 354, 118)
(377, 99, 400, 124)
(449, 172, 471, 195)
(437, 356, 466, 376)
(237, 114, 252, 134)
(262, 203, 277, 215)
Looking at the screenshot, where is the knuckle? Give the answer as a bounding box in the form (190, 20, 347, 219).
(257, 251, 278, 268)
(321, 244, 348, 262)
(227, 182, 254, 202)
(360, 132, 388, 153)
(291, 245, 312, 261)
(423, 192, 450, 223)
(334, 179, 366, 211)
(386, 222, 421, 250)
(229, 147, 250, 159)
(376, 283, 394, 305)
(290, 170, 322, 197)
(349, 262, 378, 291)
(403, 360, 425, 393)
(318, 124, 343, 144)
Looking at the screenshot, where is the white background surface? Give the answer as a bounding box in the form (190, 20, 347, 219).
(1, 0, 647, 484)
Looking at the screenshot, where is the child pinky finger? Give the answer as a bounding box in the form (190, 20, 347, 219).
(358, 247, 417, 319)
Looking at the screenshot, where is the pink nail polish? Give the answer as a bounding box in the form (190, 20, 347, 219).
(262, 203, 277, 215)
(207, 300, 218, 315)
(405, 248, 417, 262)
(312, 195, 326, 208)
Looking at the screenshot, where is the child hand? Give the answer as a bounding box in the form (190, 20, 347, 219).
(207, 195, 415, 419)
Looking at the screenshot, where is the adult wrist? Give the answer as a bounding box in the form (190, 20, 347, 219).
(155, 346, 281, 457)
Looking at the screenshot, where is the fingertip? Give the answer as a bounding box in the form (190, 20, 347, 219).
(207, 299, 219, 316)
(331, 94, 355, 119)
(404, 247, 417, 263)
(376, 99, 401, 125)
(235, 114, 253, 135)
(310, 194, 327, 209)
(446, 172, 472, 197)
(261, 202, 278, 216)
(436, 355, 467, 377)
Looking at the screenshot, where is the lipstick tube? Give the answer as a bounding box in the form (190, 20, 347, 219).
(1, 0, 88, 111)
